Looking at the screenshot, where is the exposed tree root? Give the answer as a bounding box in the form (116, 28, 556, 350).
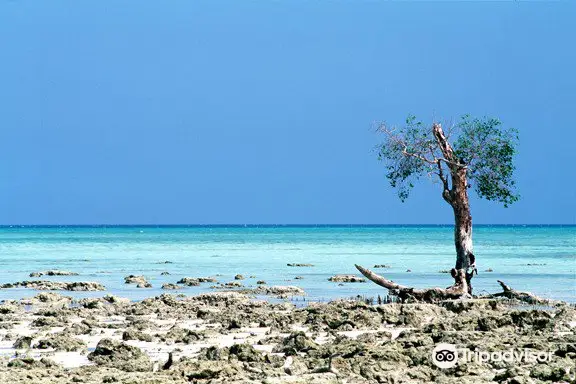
(355, 264, 554, 305)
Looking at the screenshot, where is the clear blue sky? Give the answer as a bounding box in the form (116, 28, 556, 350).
(0, 1, 574, 225)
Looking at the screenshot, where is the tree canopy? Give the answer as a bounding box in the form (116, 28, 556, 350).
(377, 115, 519, 207)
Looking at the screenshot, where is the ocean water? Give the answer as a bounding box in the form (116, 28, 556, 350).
(0, 225, 574, 303)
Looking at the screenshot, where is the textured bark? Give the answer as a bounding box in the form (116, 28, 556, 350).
(451, 168, 473, 271)
(432, 123, 476, 294)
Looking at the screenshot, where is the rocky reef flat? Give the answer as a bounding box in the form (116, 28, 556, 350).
(0, 290, 574, 384)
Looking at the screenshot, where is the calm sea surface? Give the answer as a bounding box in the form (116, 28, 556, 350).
(0, 226, 574, 302)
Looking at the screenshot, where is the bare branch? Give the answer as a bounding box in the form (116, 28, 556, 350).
(401, 150, 436, 165)
(436, 160, 452, 204)
(378, 122, 438, 165)
(436, 160, 449, 192)
(355, 264, 408, 291)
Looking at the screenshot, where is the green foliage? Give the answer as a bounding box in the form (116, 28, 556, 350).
(377, 114, 519, 206)
(453, 115, 519, 207)
(377, 115, 432, 201)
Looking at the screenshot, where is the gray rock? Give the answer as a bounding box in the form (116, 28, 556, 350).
(162, 283, 183, 290)
(273, 331, 318, 355)
(124, 275, 152, 288)
(35, 334, 87, 352)
(30, 270, 79, 277)
(328, 275, 366, 283)
(0, 281, 105, 291)
(177, 277, 200, 286)
(13, 336, 33, 349)
(255, 285, 305, 297)
(122, 329, 154, 342)
(177, 277, 217, 286)
(88, 338, 152, 372)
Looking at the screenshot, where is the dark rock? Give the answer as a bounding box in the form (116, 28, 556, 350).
(124, 275, 152, 288)
(530, 364, 569, 381)
(228, 343, 264, 362)
(223, 281, 243, 288)
(30, 270, 79, 277)
(328, 275, 366, 283)
(13, 336, 33, 349)
(273, 331, 318, 355)
(8, 357, 58, 368)
(122, 329, 154, 342)
(177, 277, 217, 286)
(197, 277, 218, 283)
(31, 316, 62, 328)
(177, 277, 200, 286)
(63, 322, 92, 335)
(0, 280, 105, 291)
(197, 345, 230, 361)
(35, 334, 87, 351)
(254, 285, 306, 297)
(162, 283, 183, 290)
(162, 326, 204, 343)
(88, 338, 152, 372)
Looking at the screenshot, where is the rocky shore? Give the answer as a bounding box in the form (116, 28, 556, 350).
(0, 288, 574, 384)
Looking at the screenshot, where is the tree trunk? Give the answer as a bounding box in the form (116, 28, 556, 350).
(451, 168, 473, 271)
(450, 168, 475, 294)
(433, 123, 476, 294)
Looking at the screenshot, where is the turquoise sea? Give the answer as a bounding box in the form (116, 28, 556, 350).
(0, 225, 574, 303)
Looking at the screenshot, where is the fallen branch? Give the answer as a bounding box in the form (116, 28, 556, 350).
(354, 264, 469, 303)
(477, 280, 554, 305)
(356, 264, 556, 305)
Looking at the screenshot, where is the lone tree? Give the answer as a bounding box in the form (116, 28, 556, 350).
(356, 115, 519, 301)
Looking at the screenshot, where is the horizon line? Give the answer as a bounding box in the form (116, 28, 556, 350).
(0, 224, 574, 228)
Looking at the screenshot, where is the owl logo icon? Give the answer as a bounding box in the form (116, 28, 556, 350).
(432, 343, 458, 368)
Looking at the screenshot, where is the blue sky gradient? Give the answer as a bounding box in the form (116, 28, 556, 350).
(0, 1, 574, 225)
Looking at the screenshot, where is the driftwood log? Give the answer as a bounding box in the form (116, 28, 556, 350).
(478, 280, 555, 305)
(355, 264, 553, 305)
